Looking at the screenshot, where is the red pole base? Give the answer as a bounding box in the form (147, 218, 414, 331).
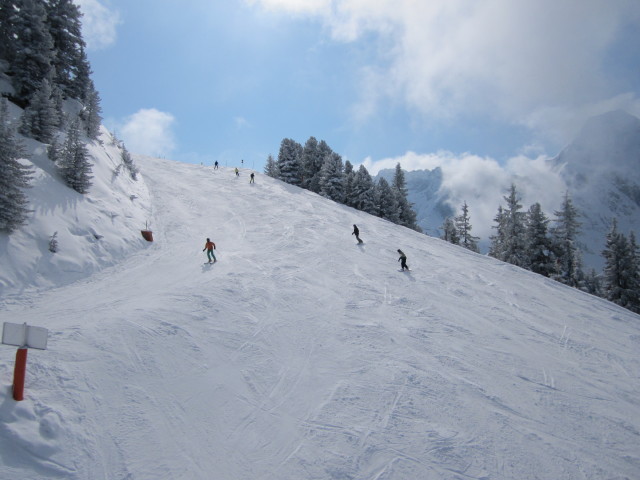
(13, 348, 28, 401)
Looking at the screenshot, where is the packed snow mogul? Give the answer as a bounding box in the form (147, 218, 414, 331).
(203, 238, 217, 263)
(398, 249, 409, 271)
(352, 224, 363, 244)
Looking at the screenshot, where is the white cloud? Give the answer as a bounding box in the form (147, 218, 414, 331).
(363, 149, 566, 240)
(244, 0, 331, 15)
(249, 0, 640, 146)
(74, 0, 121, 50)
(119, 109, 177, 158)
(234, 116, 251, 129)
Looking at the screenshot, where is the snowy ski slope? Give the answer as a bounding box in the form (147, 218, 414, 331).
(0, 156, 639, 479)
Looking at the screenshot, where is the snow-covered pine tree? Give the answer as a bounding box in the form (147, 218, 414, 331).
(551, 191, 582, 287)
(81, 78, 102, 139)
(342, 160, 355, 207)
(300, 136, 318, 191)
(0, 98, 33, 232)
(602, 220, 640, 313)
(58, 118, 92, 193)
(48, 231, 59, 253)
(350, 164, 376, 215)
(454, 201, 479, 252)
(301, 136, 329, 193)
(392, 162, 420, 232)
(441, 217, 459, 245)
(121, 144, 138, 180)
(318, 152, 344, 202)
(7, 0, 55, 104)
(47, 136, 62, 163)
(582, 269, 602, 297)
(277, 138, 302, 186)
(525, 202, 555, 277)
(626, 231, 640, 313)
(376, 177, 400, 223)
(0, 1, 14, 62)
(19, 77, 59, 143)
(602, 219, 627, 307)
(489, 206, 507, 260)
(45, 0, 90, 100)
(264, 154, 279, 178)
(500, 184, 527, 267)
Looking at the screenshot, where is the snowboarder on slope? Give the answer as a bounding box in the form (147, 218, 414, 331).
(214, 160, 219, 169)
(203, 238, 217, 263)
(250, 172, 255, 184)
(397, 249, 409, 271)
(352, 224, 363, 244)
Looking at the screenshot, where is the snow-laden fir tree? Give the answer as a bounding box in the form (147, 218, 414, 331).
(602, 220, 640, 313)
(350, 164, 376, 215)
(19, 77, 59, 143)
(627, 231, 640, 313)
(0, 1, 14, 62)
(376, 177, 400, 223)
(48, 231, 59, 253)
(45, 0, 89, 100)
(454, 201, 479, 252)
(0, 98, 33, 232)
(525, 202, 555, 277)
(264, 154, 279, 178)
(489, 206, 507, 259)
(318, 152, 344, 202)
(392, 163, 420, 232)
(81, 78, 102, 139)
(551, 191, 582, 287)
(500, 184, 527, 267)
(6, 0, 55, 103)
(58, 118, 92, 193)
(121, 144, 138, 180)
(343, 160, 355, 207)
(441, 217, 459, 245)
(277, 138, 302, 186)
(301, 136, 330, 193)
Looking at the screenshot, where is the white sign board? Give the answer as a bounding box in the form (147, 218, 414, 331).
(2, 322, 48, 350)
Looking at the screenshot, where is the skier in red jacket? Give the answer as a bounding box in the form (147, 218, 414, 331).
(203, 238, 216, 263)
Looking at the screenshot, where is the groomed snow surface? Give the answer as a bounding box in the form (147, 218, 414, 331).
(1, 155, 639, 479)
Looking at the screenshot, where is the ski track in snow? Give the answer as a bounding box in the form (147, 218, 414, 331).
(0, 157, 639, 479)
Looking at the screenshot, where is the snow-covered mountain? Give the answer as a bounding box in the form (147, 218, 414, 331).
(376, 167, 453, 237)
(1, 141, 639, 479)
(392, 110, 640, 271)
(552, 109, 640, 270)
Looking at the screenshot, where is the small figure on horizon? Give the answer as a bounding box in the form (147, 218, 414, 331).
(250, 172, 255, 184)
(235, 167, 239, 177)
(203, 238, 217, 263)
(214, 161, 219, 169)
(397, 249, 409, 271)
(352, 224, 363, 244)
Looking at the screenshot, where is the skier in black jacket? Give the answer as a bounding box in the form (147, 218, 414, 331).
(398, 249, 409, 271)
(352, 224, 363, 244)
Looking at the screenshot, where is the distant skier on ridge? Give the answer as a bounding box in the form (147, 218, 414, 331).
(203, 238, 217, 263)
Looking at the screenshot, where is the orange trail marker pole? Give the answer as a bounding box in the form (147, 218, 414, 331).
(13, 347, 28, 401)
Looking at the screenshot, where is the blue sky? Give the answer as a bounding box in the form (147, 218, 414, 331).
(77, 0, 640, 175)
